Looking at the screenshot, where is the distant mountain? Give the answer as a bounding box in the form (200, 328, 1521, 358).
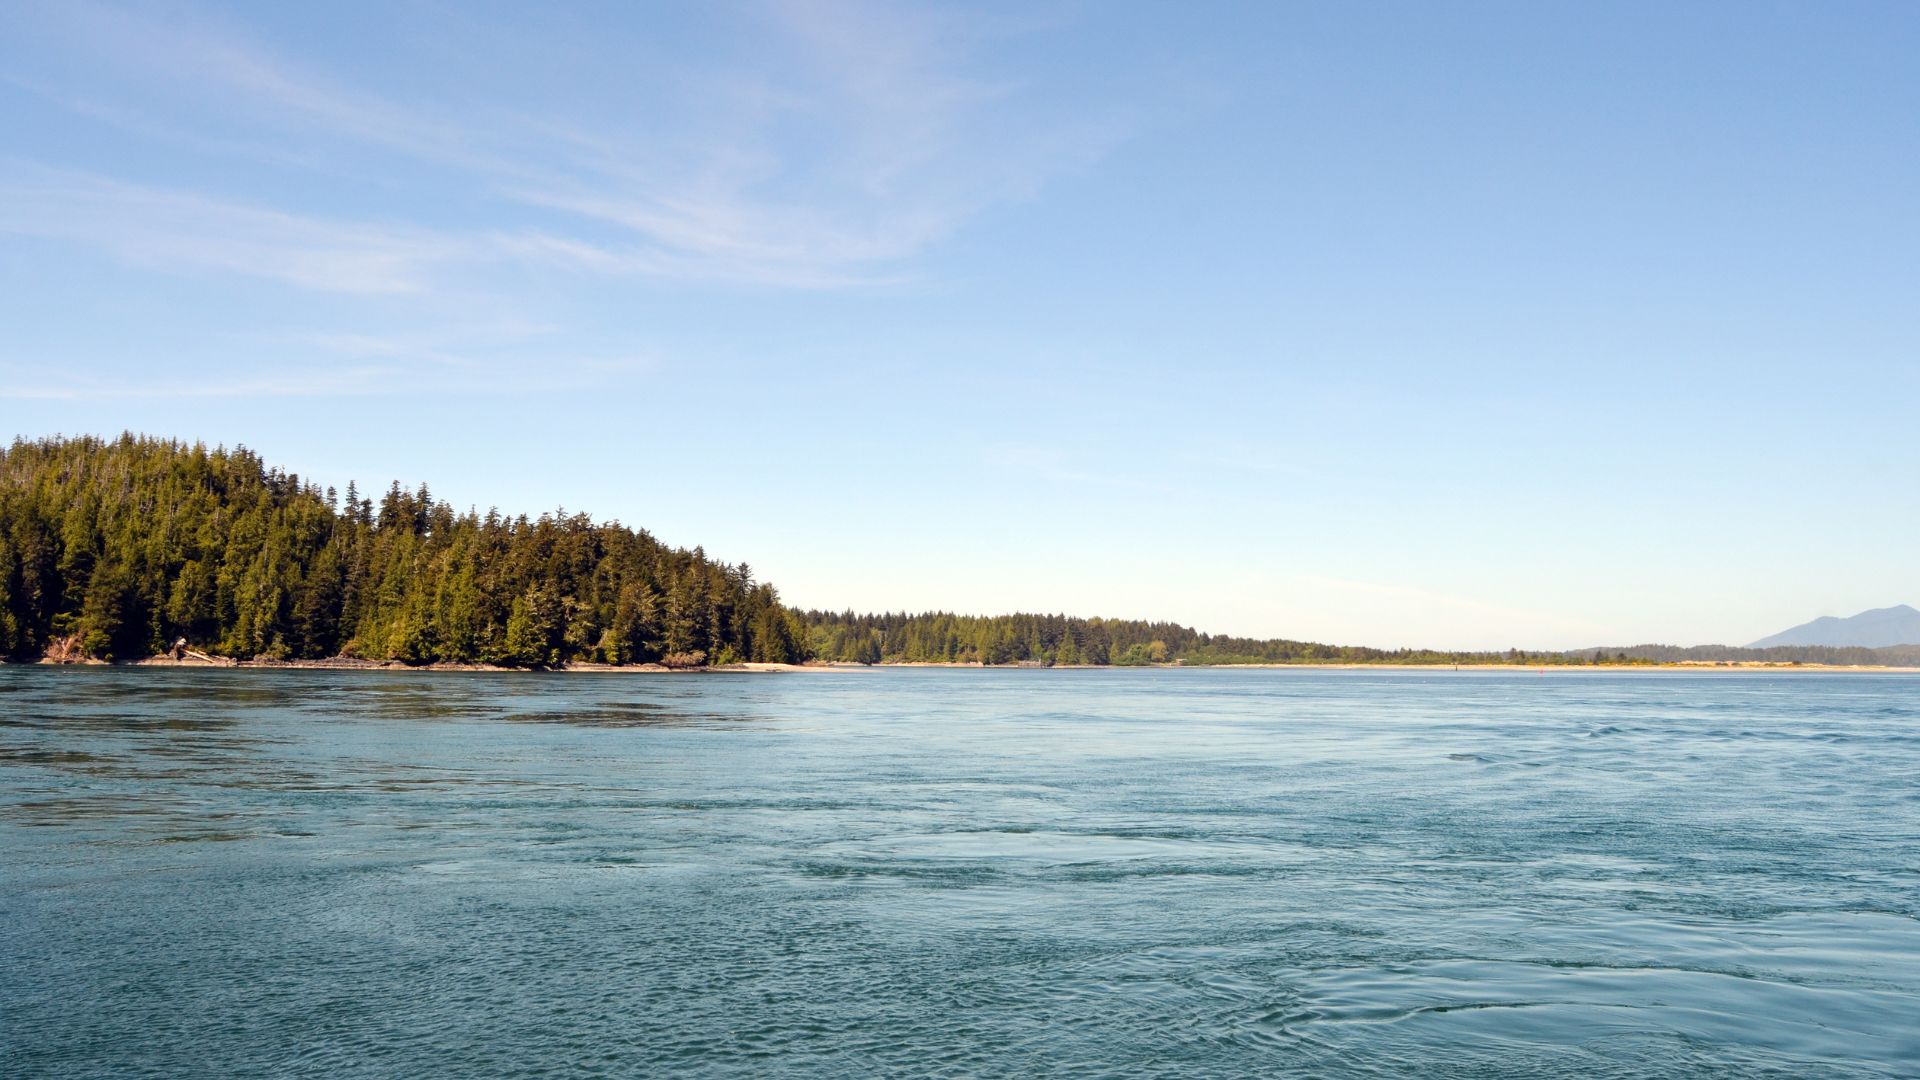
(1748, 605, 1920, 649)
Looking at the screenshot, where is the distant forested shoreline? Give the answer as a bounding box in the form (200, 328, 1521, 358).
(3, 435, 1914, 669)
(0, 435, 802, 667)
(796, 612, 1920, 669)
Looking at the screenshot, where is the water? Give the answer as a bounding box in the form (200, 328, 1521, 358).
(2, 667, 1917, 1078)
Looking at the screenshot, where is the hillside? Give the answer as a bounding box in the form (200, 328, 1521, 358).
(7, 435, 1905, 670)
(0, 434, 801, 665)
(1748, 605, 1920, 649)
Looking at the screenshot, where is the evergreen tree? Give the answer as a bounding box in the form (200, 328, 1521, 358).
(503, 587, 564, 666)
(0, 435, 780, 668)
(606, 582, 661, 664)
(7, 434, 1833, 672)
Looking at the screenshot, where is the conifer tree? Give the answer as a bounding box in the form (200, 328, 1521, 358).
(0, 435, 783, 667)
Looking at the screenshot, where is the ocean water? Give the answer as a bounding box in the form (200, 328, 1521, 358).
(2, 667, 1917, 1078)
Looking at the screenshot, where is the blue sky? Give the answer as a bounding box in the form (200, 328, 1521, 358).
(3, 1, 1916, 650)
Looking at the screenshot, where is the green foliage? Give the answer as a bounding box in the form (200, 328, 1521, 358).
(1111, 640, 1168, 666)
(793, 612, 1848, 668)
(795, 610, 1393, 667)
(13, 434, 1907, 672)
(0, 435, 785, 667)
(503, 588, 563, 667)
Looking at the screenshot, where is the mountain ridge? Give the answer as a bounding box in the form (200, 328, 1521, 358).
(1748, 604, 1920, 649)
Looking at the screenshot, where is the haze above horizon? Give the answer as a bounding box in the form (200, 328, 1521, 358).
(3, 1, 1916, 650)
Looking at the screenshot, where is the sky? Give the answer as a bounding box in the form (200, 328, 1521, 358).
(2, 1, 1916, 651)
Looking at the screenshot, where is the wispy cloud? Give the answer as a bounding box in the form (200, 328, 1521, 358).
(17, 0, 504, 172)
(0, 167, 462, 294)
(0, 361, 404, 400)
(280, 317, 559, 367)
(503, 0, 1109, 280)
(0, 339, 666, 400)
(7, 0, 1129, 290)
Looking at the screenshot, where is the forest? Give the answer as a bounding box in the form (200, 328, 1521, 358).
(0, 435, 803, 666)
(792, 609, 1599, 667)
(1579, 642, 1920, 667)
(4, 435, 1906, 669)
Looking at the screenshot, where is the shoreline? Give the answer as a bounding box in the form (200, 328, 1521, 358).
(7, 657, 1916, 674)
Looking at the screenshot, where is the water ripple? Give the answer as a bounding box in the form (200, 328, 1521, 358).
(3, 666, 1918, 1077)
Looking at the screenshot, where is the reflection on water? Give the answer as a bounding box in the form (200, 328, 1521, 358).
(3, 666, 1918, 1077)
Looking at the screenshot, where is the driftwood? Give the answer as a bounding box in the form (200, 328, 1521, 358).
(43, 633, 86, 664)
(179, 649, 236, 666)
(161, 638, 228, 665)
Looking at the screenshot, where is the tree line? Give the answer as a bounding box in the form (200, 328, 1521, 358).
(9, 435, 1897, 669)
(797, 609, 1393, 666)
(0, 434, 804, 665)
(1573, 642, 1920, 666)
(791, 611, 1653, 667)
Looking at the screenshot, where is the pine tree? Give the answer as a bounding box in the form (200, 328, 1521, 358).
(607, 582, 661, 664)
(0, 436, 787, 667)
(1055, 629, 1081, 666)
(502, 587, 563, 667)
